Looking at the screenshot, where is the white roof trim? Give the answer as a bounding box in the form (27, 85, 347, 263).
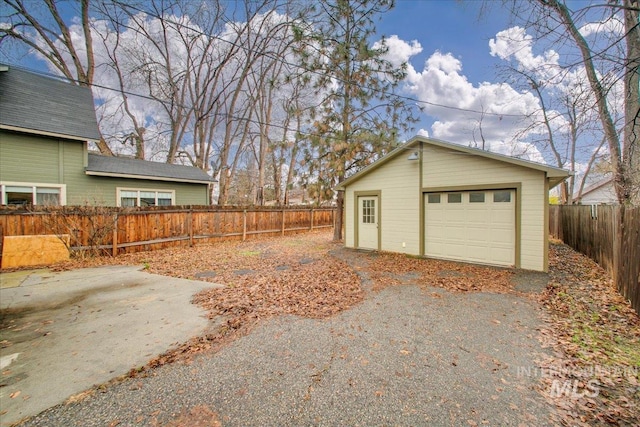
(1, 124, 98, 143)
(85, 170, 212, 185)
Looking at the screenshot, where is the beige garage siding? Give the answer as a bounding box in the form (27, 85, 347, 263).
(345, 152, 420, 254)
(422, 145, 547, 271)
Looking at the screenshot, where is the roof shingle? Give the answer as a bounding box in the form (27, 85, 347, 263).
(86, 153, 214, 184)
(0, 65, 101, 142)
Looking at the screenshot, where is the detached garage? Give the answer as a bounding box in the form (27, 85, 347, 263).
(336, 136, 570, 272)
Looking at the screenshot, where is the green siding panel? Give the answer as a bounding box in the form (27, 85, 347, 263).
(0, 130, 63, 183)
(72, 176, 208, 206)
(2, 130, 209, 206)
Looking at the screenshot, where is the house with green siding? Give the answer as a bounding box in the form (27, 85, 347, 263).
(0, 65, 213, 206)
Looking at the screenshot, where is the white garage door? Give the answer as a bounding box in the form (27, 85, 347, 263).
(424, 190, 515, 267)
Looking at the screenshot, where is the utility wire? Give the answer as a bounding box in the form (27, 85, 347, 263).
(4, 0, 536, 152)
(9, 62, 531, 158)
(110, 0, 528, 119)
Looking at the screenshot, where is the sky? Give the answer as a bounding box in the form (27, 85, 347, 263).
(379, 0, 512, 84)
(1, 0, 618, 177)
(374, 1, 550, 161)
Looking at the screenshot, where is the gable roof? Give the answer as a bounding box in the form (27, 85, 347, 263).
(576, 177, 614, 198)
(336, 135, 571, 190)
(86, 154, 215, 185)
(0, 64, 101, 142)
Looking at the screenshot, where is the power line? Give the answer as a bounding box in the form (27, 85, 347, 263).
(109, 0, 528, 119)
(4, 0, 535, 154)
(8, 63, 315, 139)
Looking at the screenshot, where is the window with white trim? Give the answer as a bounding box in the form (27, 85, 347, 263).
(0, 182, 66, 206)
(447, 193, 462, 203)
(117, 188, 175, 207)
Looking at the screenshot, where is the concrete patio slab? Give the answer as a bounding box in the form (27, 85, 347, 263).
(0, 266, 222, 426)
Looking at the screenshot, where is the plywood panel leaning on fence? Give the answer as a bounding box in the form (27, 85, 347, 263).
(1, 234, 70, 269)
(0, 206, 336, 263)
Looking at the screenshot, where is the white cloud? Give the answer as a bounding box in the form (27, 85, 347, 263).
(580, 18, 624, 37)
(397, 48, 544, 155)
(379, 33, 556, 163)
(489, 26, 559, 74)
(374, 35, 422, 69)
(417, 128, 429, 137)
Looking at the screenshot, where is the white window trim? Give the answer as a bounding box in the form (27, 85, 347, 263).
(116, 187, 176, 207)
(0, 181, 67, 206)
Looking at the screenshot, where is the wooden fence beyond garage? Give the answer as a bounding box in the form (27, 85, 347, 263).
(0, 206, 335, 261)
(549, 205, 640, 314)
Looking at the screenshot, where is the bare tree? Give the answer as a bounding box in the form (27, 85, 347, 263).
(533, 0, 639, 205)
(504, 65, 605, 204)
(1, 0, 113, 155)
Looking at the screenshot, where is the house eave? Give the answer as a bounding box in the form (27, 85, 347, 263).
(85, 170, 214, 185)
(0, 124, 100, 143)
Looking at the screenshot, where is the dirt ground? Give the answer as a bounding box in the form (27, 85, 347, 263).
(19, 230, 640, 426)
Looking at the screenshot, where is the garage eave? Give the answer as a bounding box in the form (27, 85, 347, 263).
(548, 172, 572, 189)
(336, 136, 571, 191)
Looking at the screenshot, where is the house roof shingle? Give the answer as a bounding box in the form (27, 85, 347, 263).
(0, 64, 101, 142)
(86, 153, 214, 184)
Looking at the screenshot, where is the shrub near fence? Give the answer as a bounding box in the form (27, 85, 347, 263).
(549, 205, 640, 315)
(0, 206, 335, 260)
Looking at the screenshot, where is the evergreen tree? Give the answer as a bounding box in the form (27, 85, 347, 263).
(297, 0, 415, 240)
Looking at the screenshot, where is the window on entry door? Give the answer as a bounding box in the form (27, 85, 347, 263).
(362, 199, 375, 224)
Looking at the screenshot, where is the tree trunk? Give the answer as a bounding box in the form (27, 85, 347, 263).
(546, 0, 628, 204)
(333, 190, 344, 241)
(96, 137, 114, 156)
(623, 0, 640, 205)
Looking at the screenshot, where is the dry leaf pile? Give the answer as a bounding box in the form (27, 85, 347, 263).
(91, 231, 364, 366)
(538, 243, 640, 426)
(366, 251, 515, 293)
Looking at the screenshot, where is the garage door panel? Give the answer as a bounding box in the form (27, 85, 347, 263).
(444, 242, 467, 258)
(490, 236, 514, 246)
(425, 190, 515, 267)
(466, 244, 490, 257)
(447, 210, 466, 223)
(491, 247, 513, 262)
(468, 213, 490, 223)
(490, 211, 513, 224)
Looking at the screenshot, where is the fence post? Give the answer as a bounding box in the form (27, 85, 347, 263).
(112, 213, 118, 257)
(242, 210, 247, 241)
(188, 209, 194, 247)
(614, 206, 622, 292)
(310, 208, 314, 231)
(281, 209, 286, 236)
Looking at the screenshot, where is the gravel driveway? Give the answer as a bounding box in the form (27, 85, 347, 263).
(21, 280, 555, 426)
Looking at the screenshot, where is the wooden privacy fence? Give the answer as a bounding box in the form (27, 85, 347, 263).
(549, 205, 640, 315)
(0, 206, 335, 259)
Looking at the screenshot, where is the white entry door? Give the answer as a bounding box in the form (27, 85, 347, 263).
(424, 190, 515, 266)
(358, 196, 379, 250)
